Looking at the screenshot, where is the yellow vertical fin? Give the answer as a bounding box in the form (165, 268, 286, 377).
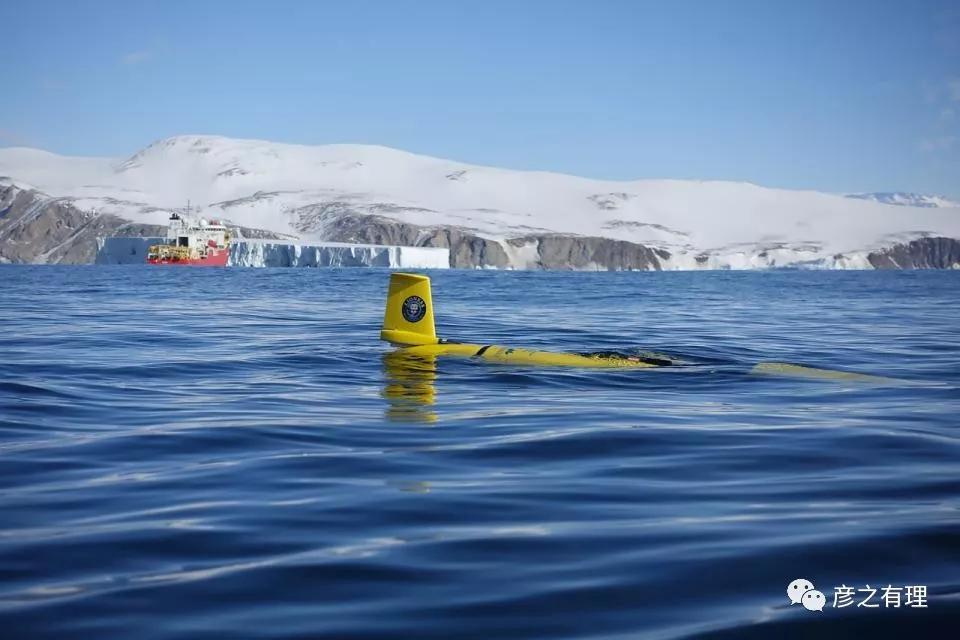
(381, 273, 438, 346)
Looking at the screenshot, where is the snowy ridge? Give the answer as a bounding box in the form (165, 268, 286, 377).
(3, 134, 960, 270)
(845, 192, 960, 209)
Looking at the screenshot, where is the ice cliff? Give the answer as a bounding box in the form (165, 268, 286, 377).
(94, 236, 449, 269)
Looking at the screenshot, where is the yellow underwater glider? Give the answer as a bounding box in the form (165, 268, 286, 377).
(379, 272, 901, 382)
(381, 272, 665, 368)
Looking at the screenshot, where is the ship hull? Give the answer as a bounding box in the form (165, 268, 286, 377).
(147, 248, 229, 266)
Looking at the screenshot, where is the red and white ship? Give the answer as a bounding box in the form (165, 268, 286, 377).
(147, 212, 231, 266)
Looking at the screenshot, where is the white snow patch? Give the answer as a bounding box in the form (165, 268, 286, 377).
(501, 239, 539, 269)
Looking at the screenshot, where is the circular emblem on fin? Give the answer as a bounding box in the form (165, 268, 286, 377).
(402, 295, 427, 323)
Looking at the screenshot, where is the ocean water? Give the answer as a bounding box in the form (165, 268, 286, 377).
(0, 265, 958, 639)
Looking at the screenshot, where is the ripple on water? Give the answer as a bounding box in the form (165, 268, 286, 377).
(0, 266, 958, 639)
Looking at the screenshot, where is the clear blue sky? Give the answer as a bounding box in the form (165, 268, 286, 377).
(2, 0, 958, 197)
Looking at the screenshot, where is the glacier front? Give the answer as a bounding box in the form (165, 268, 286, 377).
(96, 237, 450, 269)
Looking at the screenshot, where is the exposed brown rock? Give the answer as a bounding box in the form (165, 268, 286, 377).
(867, 237, 960, 269)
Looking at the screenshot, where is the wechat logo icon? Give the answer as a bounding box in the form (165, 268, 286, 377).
(787, 578, 825, 612)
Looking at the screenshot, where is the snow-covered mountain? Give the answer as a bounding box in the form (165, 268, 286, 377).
(845, 192, 960, 209)
(2, 135, 959, 269)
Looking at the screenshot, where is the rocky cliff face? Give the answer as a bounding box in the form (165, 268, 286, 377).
(323, 211, 960, 271)
(0, 182, 285, 264)
(867, 237, 960, 269)
(315, 212, 671, 270)
(0, 183, 167, 264)
(507, 235, 669, 270)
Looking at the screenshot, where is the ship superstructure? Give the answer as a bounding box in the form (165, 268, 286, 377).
(147, 212, 231, 266)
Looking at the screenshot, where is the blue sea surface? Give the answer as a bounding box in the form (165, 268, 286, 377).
(1, 266, 958, 639)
